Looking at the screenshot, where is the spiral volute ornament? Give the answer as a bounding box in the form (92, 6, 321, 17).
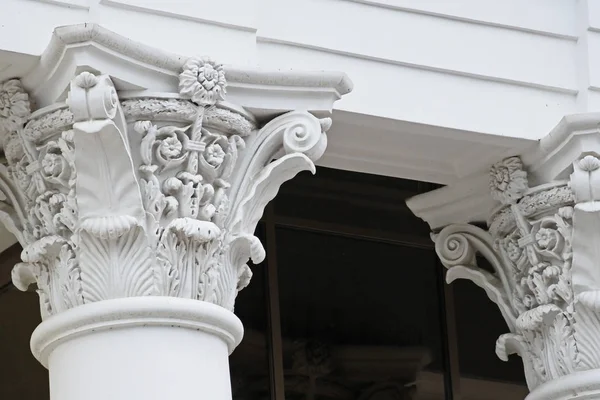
(282, 113, 327, 161)
(435, 225, 477, 268)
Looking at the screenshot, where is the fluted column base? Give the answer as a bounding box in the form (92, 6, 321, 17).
(31, 297, 243, 400)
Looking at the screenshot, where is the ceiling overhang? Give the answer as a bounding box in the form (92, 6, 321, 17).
(407, 112, 600, 230)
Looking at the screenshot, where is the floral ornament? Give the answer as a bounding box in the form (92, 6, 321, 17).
(3, 131, 24, 164)
(535, 228, 555, 248)
(530, 216, 571, 261)
(39, 141, 71, 187)
(179, 57, 226, 106)
(205, 142, 226, 168)
(489, 156, 529, 205)
(200, 134, 244, 179)
(136, 121, 189, 172)
(0, 79, 30, 135)
(158, 136, 183, 160)
(524, 261, 571, 308)
(505, 237, 523, 263)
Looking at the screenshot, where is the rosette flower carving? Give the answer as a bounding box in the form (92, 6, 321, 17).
(159, 136, 183, 160)
(138, 122, 189, 172)
(39, 141, 71, 187)
(205, 141, 226, 168)
(0, 79, 30, 135)
(179, 57, 226, 106)
(490, 156, 528, 205)
(535, 228, 557, 249)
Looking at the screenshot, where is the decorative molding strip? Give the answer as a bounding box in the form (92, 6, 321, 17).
(257, 36, 577, 95)
(99, 0, 257, 32)
(338, 0, 577, 41)
(30, 0, 90, 10)
(22, 23, 352, 112)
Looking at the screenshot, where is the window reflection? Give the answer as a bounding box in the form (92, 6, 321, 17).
(276, 229, 443, 400)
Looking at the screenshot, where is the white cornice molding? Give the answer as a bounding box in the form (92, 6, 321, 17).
(20, 23, 352, 115)
(407, 112, 600, 230)
(522, 112, 600, 185)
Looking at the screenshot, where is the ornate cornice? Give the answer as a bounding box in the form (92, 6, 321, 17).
(0, 51, 342, 320)
(16, 23, 352, 116)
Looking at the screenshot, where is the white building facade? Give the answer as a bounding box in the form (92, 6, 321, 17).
(1, 1, 599, 400)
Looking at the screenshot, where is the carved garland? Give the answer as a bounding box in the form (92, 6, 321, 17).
(0, 57, 331, 319)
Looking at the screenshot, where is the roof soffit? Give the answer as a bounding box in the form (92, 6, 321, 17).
(407, 112, 600, 230)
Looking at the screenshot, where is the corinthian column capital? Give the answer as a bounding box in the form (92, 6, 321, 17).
(0, 24, 351, 400)
(6, 66, 332, 318)
(408, 115, 600, 400)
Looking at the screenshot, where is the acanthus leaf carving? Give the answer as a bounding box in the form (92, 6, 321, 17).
(435, 224, 517, 332)
(67, 73, 154, 304)
(0, 56, 333, 318)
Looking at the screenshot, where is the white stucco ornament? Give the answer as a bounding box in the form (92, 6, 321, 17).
(179, 56, 227, 106)
(0, 63, 333, 400)
(489, 156, 529, 205)
(435, 167, 577, 390)
(429, 150, 600, 400)
(0, 79, 30, 135)
(0, 59, 332, 320)
(0, 22, 352, 400)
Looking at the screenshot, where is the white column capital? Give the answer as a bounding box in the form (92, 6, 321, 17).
(0, 24, 351, 400)
(408, 114, 600, 399)
(0, 24, 350, 318)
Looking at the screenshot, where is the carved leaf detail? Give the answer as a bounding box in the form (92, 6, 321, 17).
(572, 300, 600, 370)
(496, 333, 542, 388)
(216, 234, 264, 310)
(80, 226, 153, 302)
(447, 265, 515, 332)
(233, 153, 316, 236)
(545, 312, 578, 376)
(154, 230, 181, 297)
(435, 224, 517, 331)
(74, 120, 145, 224)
